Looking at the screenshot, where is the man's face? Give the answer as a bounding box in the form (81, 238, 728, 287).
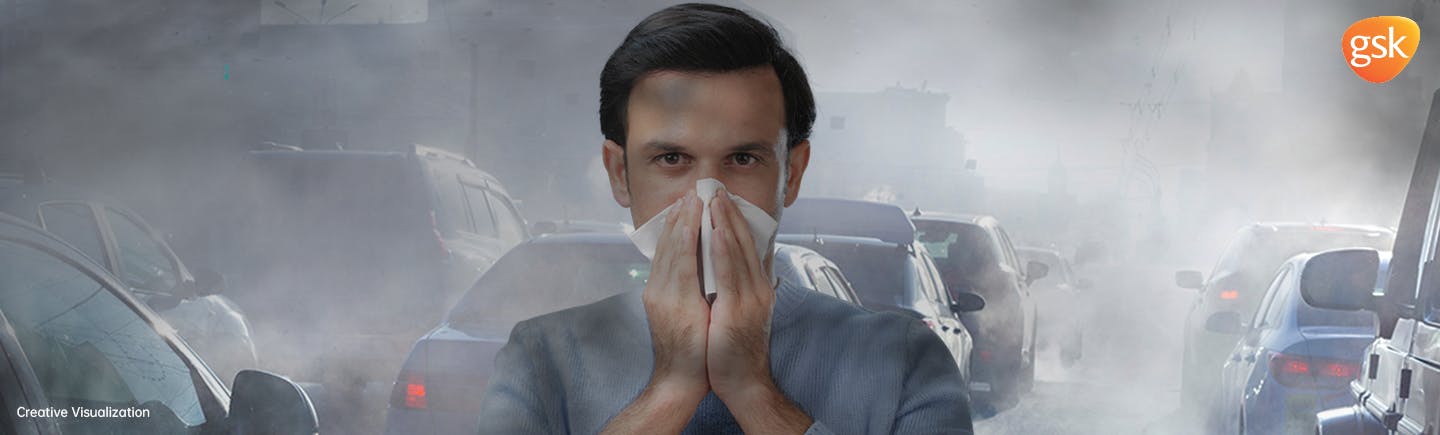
(603, 66, 810, 227)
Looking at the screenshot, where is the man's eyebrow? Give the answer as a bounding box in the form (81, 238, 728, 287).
(639, 140, 685, 154)
(730, 142, 776, 155)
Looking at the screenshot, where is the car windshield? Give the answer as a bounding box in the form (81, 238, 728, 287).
(447, 241, 650, 335)
(784, 240, 915, 309)
(915, 222, 1002, 296)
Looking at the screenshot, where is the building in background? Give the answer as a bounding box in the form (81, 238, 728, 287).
(805, 86, 984, 213)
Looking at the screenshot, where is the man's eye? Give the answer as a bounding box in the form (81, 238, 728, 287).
(654, 153, 686, 166)
(731, 153, 759, 166)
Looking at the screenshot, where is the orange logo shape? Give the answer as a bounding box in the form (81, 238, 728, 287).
(1343, 16, 1421, 83)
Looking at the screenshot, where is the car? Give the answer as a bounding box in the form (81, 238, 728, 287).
(775, 198, 986, 389)
(0, 180, 258, 385)
(1213, 250, 1389, 434)
(910, 211, 1042, 403)
(383, 232, 860, 434)
(1017, 246, 1092, 367)
(0, 212, 318, 434)
(225, 144, 530, 433)
(1174, 223, 1395, 407)
(1311, 89, 1440, 435)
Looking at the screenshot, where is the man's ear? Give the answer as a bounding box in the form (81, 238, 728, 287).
(602, 140, 632, 208)
(782, 140, 810, 208)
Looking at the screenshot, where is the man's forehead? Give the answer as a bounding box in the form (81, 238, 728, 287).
(629, 67, 783, 113)
(631, 71, 703, 110)
(626, 68, 787, 151)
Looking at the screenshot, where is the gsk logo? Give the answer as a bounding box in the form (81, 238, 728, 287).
(1343, 16, 1421, 84)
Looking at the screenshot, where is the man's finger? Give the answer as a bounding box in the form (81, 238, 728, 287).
(674, 192, 701, 280)
(710, 202, 740, 303)
(717, 192, 762, 277)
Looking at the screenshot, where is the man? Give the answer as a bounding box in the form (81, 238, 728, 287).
(476, 4, 972, 434)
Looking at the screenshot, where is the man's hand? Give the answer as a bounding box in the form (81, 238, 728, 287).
(707, 190, 813, 434)
(601, 192, 709, 434)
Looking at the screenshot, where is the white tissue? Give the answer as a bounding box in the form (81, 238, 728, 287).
(628, 178, 779, 297)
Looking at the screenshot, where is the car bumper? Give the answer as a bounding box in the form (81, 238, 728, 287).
(385, 407, 477, 435)
(1250, 386, 1353, 434)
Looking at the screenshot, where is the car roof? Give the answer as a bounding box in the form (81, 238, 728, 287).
(778, 198, 915, 245)
(1246, 222, 1394, 236)
(250, 144, 504, 186)
(776, 233, 905, 249)
(0, 181, 128, 219)
(910, 210, 994, 226)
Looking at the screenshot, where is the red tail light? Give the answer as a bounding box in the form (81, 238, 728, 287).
(392, 373, 428, 409)
(1270, 353, 1359, 389)
(1218, 290, 1239, 300)
(978, 350, 993, 362)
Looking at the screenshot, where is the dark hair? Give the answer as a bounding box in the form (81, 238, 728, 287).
(599, 3, 815, 150)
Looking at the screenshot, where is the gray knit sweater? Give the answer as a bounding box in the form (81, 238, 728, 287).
(475, 280, 974, 434)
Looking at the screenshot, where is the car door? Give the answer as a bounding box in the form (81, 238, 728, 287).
(993, 225, 1036, 358)
(1399, 162, 1440, 434)
(916, 246, 968, 362)
(1218, 263, 1276, 429)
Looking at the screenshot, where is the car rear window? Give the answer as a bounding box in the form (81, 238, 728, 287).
(447, 241, 650, 335)
(1296, 303, 1377, 328)
(782, 239, 914, 309)
(916, 222, 997, 275)
(241, 153, 445, 332)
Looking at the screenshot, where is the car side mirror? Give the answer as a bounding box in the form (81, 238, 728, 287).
(1025, 261, 1049, 285)
(950, 292, 986, 313)
(1204, 311, 1246, 335)
(1075, 278, 1094, 290)
(1299, 248, 1380, 312)
(1175, 270, 1204, 290)
(191, 267, 225, 297)
(226, 370, 319, 435)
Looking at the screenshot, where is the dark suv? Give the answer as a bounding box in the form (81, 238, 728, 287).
(911, 212, 1043, 404)
(1311, 89, 1440, 435)
(224, 145, 529, 433)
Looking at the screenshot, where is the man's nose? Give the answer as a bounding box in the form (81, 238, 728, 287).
(691, 161, 726, 185)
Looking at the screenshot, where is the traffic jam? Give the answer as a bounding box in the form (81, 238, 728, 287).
(2, 1, 1439, 434)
